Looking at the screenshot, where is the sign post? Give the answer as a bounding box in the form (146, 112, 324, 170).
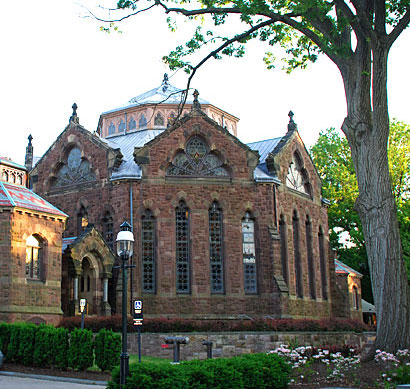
(133, 300, 143, 362)
(79, 298, 87, 330)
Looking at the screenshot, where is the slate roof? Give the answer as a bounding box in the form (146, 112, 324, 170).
(0, 182, 67, 217)
(334, 259, 362, 277)
(102, 129, 283, 183)
(102, 79, 211, 115)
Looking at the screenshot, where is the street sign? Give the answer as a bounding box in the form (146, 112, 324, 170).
(133, 300, 143, 325)
(79, 298, 87, 313)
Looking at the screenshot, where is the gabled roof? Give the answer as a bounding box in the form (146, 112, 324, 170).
(0, 182, 67, 217)
(334, 259, 362, 277)
(246, 137, 282, 163)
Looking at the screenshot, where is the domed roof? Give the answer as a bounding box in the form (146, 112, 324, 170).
(103, 74, 210, 114)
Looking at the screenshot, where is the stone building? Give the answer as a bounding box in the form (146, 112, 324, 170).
(28, 76, 351, 320)
(0, 157, 67, 324)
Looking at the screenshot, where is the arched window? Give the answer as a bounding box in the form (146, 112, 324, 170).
(279, 215, 289, 284)
(293, 211, 303, 298)
(139, 114, 147, 128)
(26, 235, 42, 280)
(352, 286, 359, 310)
(80, 276, 85, 293)
(17, 174, 23, 185)
(52, 148, 96, 188)
(176, 201, 190, 293)
(318, 227, 328, 300)
(2, 171, 8, 182)
(87, 275, 91, 292)
(77, 206, 88, 235)
(108, 122, 115, 135)
(168, 112, 176, 127)
(10, 173, 16, 183)
(142, 209, 156, 293)
(305, 215, 316, 299)
(154, 113, 164, 126)
(167, 137, 229, 178)
(286, 152, 312, 196)
(118, 119, 126, 132)
(209, 202, 224, 293)
(102, 211, 114, 250)
(128, 117, 136, 131)
(242, 212, 257, 294)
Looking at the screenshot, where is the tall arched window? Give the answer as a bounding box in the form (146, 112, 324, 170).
(102, 211, 114, 250)
(142, 209, 156, 293)
(209, 202, 224, 293)
(118, 119, 126, 132)
(242, 212, 257, 294)
(279, 215, 289, 284)
(305, 216, 316, 299)
(318, 227, 328, 300)
(293, 211, 303, 298)
(128, 117, 136, 131)
(154, 113, 164, 126)
(26, 235, 42, 280)
(108, 122, 115, 135)
(352, 286, 359, 310)
(176, 201, 190, 293)
(2, 171, 8, 182)
(139, 114, 147, 128)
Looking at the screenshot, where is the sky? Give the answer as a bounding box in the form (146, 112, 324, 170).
(1, 1, 410, 166)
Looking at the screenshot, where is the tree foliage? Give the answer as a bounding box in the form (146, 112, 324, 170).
(95, 0, 410, 353)
(310, 123, 410, 302)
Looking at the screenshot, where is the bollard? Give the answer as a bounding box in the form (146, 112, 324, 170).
(164, 336, 189, 363)
(202, 340, 213, 359)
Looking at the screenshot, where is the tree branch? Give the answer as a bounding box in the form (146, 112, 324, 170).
(387, 8, 410, 47)
(84, 3, 157, 23)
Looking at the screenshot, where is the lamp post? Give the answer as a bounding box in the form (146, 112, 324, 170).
(116, 221, 134, 388)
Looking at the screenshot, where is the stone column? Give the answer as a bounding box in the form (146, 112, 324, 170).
(100, 273, 111, 316)
(69, 275, 79, 316)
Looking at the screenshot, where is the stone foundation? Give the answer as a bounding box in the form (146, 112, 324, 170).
(127, 331, 376, 360)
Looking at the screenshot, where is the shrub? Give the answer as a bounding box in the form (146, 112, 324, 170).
(33, 325, 55, 368)
(94, 329, 121, 372)
(7, 323, 24, 363)
(108, 353, 290, 389)
(68, 328, 94, 370)
(53, 327, 69, 370)
(0, 323, 12, 358)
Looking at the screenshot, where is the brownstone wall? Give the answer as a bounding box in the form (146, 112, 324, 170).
(31, 116, 336, 320)
(0, 209, 65, 325)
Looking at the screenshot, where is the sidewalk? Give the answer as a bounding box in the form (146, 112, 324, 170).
(0, 371, 107, 388)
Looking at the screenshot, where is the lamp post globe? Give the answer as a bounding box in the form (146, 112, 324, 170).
(116, 221, 134, 388)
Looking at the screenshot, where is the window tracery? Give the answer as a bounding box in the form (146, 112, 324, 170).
(209, 202, 224, 293)
(52, 148, 96, 188)
(154, 113, 164, 126)
(139, 114, 147, 128)
(118, 120, 126, 132)
(176, 200, 190, 293)
(129, 118, 136, 131)
(286, 152, 312, 196)
(142, 209, 156, 293)
(167, 137, 229, 178)
(108, 122, 115, 135)
(242, 212, 257, 294)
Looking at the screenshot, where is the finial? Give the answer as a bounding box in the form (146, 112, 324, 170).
(162, 73, 169, 92)
(28, 134, 33, 145)
(69, 103, 79, 124)
(192, 89, 201, 110)
(287, 110, 297, 132)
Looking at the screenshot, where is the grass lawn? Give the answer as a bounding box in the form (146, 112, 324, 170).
(129, 355, 172, 364)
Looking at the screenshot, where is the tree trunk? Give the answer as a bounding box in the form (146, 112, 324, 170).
(340, 44, 410, 353)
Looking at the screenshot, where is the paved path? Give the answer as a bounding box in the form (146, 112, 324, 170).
(0, 371, 107, 389)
